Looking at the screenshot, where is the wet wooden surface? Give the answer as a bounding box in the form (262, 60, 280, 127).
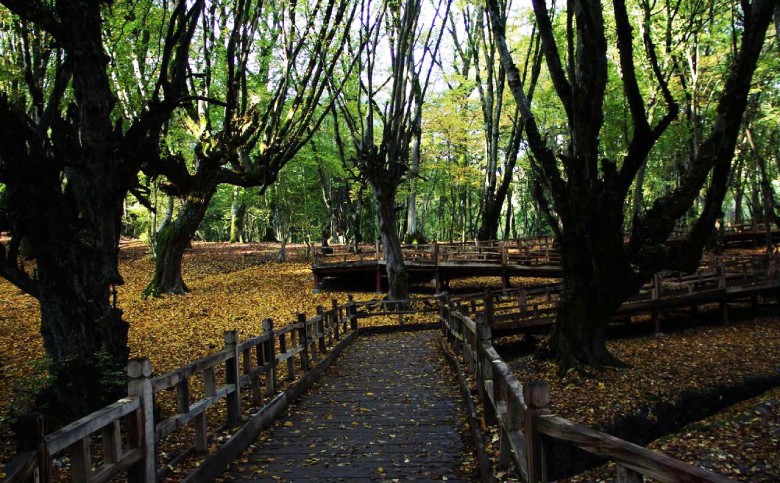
(223, 330, 469, 481)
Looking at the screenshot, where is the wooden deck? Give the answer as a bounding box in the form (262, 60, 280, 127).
(223, 330, 470, 481)
(311, 223, 780, 292)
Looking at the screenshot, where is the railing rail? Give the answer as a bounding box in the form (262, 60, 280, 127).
(439, 300, 737, 482)
(447, 254, 779, 334)
(3, 297, 362, 483)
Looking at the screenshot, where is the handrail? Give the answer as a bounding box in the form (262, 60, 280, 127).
(444, 253, 779, 334)
(439, 297, 738, 482)
(312, 223, 779, 268)
(4, 297, 364, 483)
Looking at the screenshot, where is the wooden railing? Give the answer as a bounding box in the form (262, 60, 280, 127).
(313, 220, 779, 268)
(448, 254, 779, 334)
(3, 299, 360, 482)
(439, 302, 736, 482)
(312, 238, 560, 268)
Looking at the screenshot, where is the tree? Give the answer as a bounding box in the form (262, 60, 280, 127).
(334, 0, 452, 299)
(486, 0, 776, 371)
(0, 0, 200, 415)
(455, 4, 541, 241)
(144, 0, 358, 296)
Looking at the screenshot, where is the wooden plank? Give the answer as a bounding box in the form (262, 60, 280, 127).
(536, 415, 735, 482)
(46, 397, 139, 455)
(151, 350, 231, 393)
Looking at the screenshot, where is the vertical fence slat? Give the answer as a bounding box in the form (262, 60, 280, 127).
(524, 381, 551, 483)
(127, 358, 155, 483)
(262, 319, 277, 395)
(69, 437, 91, 482)
(101, 420, 122, 464)
(298, 313, 310, 371)
(224, 330, 241, 427)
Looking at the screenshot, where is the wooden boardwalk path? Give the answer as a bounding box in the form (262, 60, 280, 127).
(223, 330, 470, 481)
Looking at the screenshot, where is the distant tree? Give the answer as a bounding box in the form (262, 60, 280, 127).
(334, 0, 452, 299)
(0, 0, 200, 415)
(453, 4, 542, 241)
(144, 0, 358, 296)
(486, 0, 776, 371)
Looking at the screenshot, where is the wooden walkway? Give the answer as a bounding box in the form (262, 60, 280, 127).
(223, 330, 469, 481)
(312, 224, 780, 291)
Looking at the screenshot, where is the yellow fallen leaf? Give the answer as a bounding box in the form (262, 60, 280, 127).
(283, 421, 293, 427)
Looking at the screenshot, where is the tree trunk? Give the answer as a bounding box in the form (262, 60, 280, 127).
(229, 187, 246, 243)
(34, 209, 130, 419)
(375, 184, 409, 300)
(548, 223, 636, 371)
(405, 89, 423, 242)
(145, 178, 218, 297)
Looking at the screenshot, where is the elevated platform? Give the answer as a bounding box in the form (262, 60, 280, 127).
(312, 223, 780, 292)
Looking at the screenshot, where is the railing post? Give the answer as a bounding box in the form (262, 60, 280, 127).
(261, 319, 276, 395)
(297, 313, 310, 371)
(348, 295, 358, 331)
(19, 412, 49, 483)
(652, 273, 662, 335)
(127, 358, 155, 483)
(332, 299, 341, 341)
(484, 288, 495, 330)
(524, 381, 551, 483)
(476, 318, 496, 425)
(223, 330, 241, 427)
(316, 306, 327, 353)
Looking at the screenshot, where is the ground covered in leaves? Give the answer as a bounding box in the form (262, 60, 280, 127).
(1, 240, 778, 481)
(505, 310, 780, 482)
(0, 241, 387, 468)
(563, 387, 780, 482)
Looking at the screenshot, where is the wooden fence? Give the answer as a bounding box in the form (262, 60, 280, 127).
(3, 299, 360, 483)
(439, 302, 736, 482)
(449, 254, 779, 335)
(313, 221, 779, 269)
(312, 237, 560, 268)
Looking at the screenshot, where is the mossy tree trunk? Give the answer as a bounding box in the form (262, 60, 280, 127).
(145, 170, 219, 297)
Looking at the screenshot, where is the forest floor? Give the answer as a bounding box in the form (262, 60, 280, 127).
(0, 240, 778, 481)
(502, 307, 779, 481)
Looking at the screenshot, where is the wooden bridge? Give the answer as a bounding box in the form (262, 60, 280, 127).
(312, 236, 562, 292)
(451, 253, 780, 336)
(312, 221, 780, 291)
(224, 330, 468, 481)
(5, 252, 779, 482)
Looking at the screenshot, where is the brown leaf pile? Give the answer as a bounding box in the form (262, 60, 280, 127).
(508, 315, 780, 429)
(507, 311, 780, 481)
(0, 241, 387, 467)
(565, 387, 780, 482)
